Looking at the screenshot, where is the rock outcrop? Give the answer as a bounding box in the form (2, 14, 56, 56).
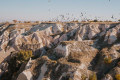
(15, 41, 98, 80)
(17, 70, 33, 80)
(0, 22, 120, 80)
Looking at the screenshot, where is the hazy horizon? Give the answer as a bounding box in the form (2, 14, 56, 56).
(0, 0, 120, 22)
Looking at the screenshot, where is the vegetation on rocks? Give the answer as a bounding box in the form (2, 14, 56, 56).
(1, 50, 33, 80)
(118, 19, 120, 22)
(16, 50, 33, 62)
(115, 74, 120, 80)
(89, 73, 97, 80)
(81, 74, 87, 80)
(104, 56, 112, 64)
(0, 22, 120, 80)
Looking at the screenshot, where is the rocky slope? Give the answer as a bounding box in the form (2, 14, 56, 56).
(0, 22, 120, 80)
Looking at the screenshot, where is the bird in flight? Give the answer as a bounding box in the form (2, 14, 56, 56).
(48, 0, 51, 3)
(111, 15, 114, 19)
(81, 12, 83, 16)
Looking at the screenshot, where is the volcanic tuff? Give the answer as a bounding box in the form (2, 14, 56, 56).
(0, 22, 120, 80)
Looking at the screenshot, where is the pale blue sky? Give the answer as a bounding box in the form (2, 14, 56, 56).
(0, 0, 120, 21)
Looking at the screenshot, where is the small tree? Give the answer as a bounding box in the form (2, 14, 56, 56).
(118, 62, 120, 67)
(81, 74, 87, 80)
(36, 21, 40, 24)
(89, 73, 97, 80)
(115, 74, 120, 80)
(104, 56, 112, 64)
(13, 20, 17, 23)
(93, 19, 98, 22)
(18, 21, 21, 23)
(27, 21, 31, 23)
(16, 50, 33, 62)
(6, 50, 33, 80)
(118, 19, 120, 22)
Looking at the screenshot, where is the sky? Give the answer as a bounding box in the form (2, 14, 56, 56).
(0, 0, 120, 22)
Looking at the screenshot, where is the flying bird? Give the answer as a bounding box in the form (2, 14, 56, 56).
(81, 12, 83, 16)
(111, 15, 114, 19)
(48, 0, 51, 3)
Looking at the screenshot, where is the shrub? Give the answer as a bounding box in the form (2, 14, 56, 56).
(27, 21, 31, 23)
(104, 56, 112, 64)
(13, 20, 17, 23)
(118, 19, 120, 22)
(118, 62, 120, 67)
(16, 50, 33, 62)
(93, 19, 98, 22)
(36, 21, 40, 24)
(5, 50, 33, 80)
(89, 73, 97, 80)
(69, 78, 72, 80)
(72, 20, 79, 23)
(89, 20, 98, 22)
(81, 20, 86, 22)
(115, 74, 120, 80)
(81, 75, 87, 80)
(18, 21, 21, 23)
(9, 50, 33, 72)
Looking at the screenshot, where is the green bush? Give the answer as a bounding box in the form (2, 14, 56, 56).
(81, 75, 87, 80)
(115, 74, 120, 80)
(118, 19, 120, 22)
(5, 50, 33, 79)
(93, 19, 98, 22)
(104, 56, 112, 64)
(118, 62, 120, 67)
(9, 50, 33, 71)
(16, 50, 33, 62)
(89, 73, 97, 80)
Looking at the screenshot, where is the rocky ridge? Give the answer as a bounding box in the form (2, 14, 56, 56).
(0, 22, 120, 80)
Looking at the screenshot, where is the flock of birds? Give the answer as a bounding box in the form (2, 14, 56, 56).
(48, 0, 111, 2)
(46, 0, 120, 22)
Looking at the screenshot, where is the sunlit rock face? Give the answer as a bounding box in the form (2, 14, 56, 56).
(0, 22, 120, 80)
(54, 40, 98, 58)
(94, 43, 120, 79)
(104, 24, 120, 44)
(15, 40, 98, 80)
(54, 43, 70, 57)
(19, 56, 93, 80)
(17, 70, 33, 80)
(0, 23, 120, 53)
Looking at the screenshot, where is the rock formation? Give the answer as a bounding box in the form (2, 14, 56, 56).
(0, 22, 120, 80)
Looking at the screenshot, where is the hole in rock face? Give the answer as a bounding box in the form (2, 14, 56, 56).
(67, 59, 81, 63)
(117, 50, 120, 53)
(67, 52, 81, 63)
(61, 76, 70, 80)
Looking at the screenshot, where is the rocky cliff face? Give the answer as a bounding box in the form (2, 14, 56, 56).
(0, 22, 120, 80)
